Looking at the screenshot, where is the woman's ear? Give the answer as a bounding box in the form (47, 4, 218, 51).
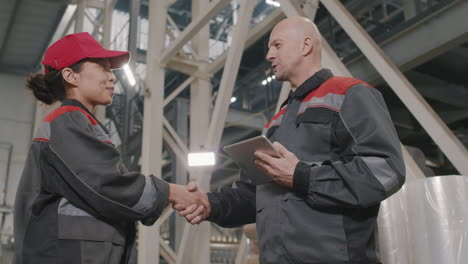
(302, 37, 313, 56)
(62, 67, 78, 86)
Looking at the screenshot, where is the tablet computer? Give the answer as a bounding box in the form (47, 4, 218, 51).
(223, 135, 280, 185)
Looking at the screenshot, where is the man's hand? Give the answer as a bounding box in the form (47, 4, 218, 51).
(254, 142, 299, 188)
(170, 182, 210, 224)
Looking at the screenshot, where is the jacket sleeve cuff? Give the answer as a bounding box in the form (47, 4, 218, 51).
(141, 176, 170, 226)
(205, 192, 220, 222)
(293, 161, 311, 197)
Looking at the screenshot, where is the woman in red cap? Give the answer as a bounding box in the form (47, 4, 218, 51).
(14, 32, 209, 264)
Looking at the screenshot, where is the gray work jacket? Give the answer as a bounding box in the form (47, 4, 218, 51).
(14, 99, 169, 264)
(207, 69, 405, 263)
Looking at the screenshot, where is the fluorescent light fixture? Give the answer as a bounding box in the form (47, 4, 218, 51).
(266, 0, 280, 7)
(231, 97, 237, 103)
(123, 64, 136, 86)
(188, 152, 215, 167)
(267, 76, 272, 82)
(262, 80, 267, 85)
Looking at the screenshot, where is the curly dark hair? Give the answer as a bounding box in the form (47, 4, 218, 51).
(26, 61, 85, 105)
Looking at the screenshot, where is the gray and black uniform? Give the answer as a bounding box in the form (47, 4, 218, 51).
(14, 99, 169, 264)
(207, 69, 405, 264)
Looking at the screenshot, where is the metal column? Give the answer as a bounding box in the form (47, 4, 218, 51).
(75, 0, 85, 33)
(168, 99, 189, 252)
(95, 0, 115, 122)
(206, 0, 256, 148)
(138, 0, 167, 263)
(120, 0, 140, 166)
(172, 1, 256, 263)
(181, 0, 213, 262)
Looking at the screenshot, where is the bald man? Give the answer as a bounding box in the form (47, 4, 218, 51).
(180, 17, 405, 264)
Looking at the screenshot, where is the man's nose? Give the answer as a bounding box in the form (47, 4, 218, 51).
(266, 48, 273, 62)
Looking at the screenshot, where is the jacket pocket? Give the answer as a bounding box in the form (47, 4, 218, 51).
(294, 108, 335, 160)
(279, 192, 349, 263)
(57, 199, 126, 245)
(255, 189, 268, 248)
(57, 214, 126, 245)
(297, 107, 335, 125)
(80, 240, 125, 264)
(57, 201, 127, 264)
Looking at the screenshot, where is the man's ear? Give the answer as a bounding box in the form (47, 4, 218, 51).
(302, 37, 313, 56)
(62, 68, 78, 86)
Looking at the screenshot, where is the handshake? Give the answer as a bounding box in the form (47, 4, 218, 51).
(168, 182, 210, 224)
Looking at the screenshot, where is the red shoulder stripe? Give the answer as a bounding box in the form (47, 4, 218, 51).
(33, 138, 50, 142)
(303, 76, 372, 102)
(44, 105, 97, 125)
(264, 107, 287, 128)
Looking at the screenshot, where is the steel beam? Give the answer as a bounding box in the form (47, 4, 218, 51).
(174, 0, 213, 262)
(407, 71, 468, 108)
(168, 14, 200, 60)
(302, 0, 319, 19)
(235, 234, 248, 264)
(160, 239, 177, 264)
(164, 76, 195, 107)
(167, 99, 189, 251)
(176, 1, 256, 263)
(403, 0, 417, 20)
(0, 0, 22, 61)
(157, 206, 175, 225)
(175, 224, 201, 264)
(163, 117, 189, 155)
(137, 8, 284, 76)
(128, 0, 140, 56)
(94, 0, 115, 123)
(438, 110, 468, 125)
(321, 0, 468, 175)
(86, 0, 105, 9)
(166, 16, 191, 60)
(138, 0, 167, 263)
(159, 0, 230, 65)
(163, 130, 190, 171)
(347, 0, 468, 84)
(50, 5, 77, 42)
(75, 0, 85, 32)
(102, 0, 113, 48)
(401, 146, 425, 180)
(136, 49, 206, 77)
(278, 0, 304, 17)
(89, 0, 117, 43)
(188, 0, 212, 260)
(321, 39, 353, 77)
(207, 8, 285, 75)
(167, 57, 201, 76)
(206, 0, 256, 148)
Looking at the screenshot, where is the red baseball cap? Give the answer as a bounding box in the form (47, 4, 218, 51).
(42, 32, 130, 74)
